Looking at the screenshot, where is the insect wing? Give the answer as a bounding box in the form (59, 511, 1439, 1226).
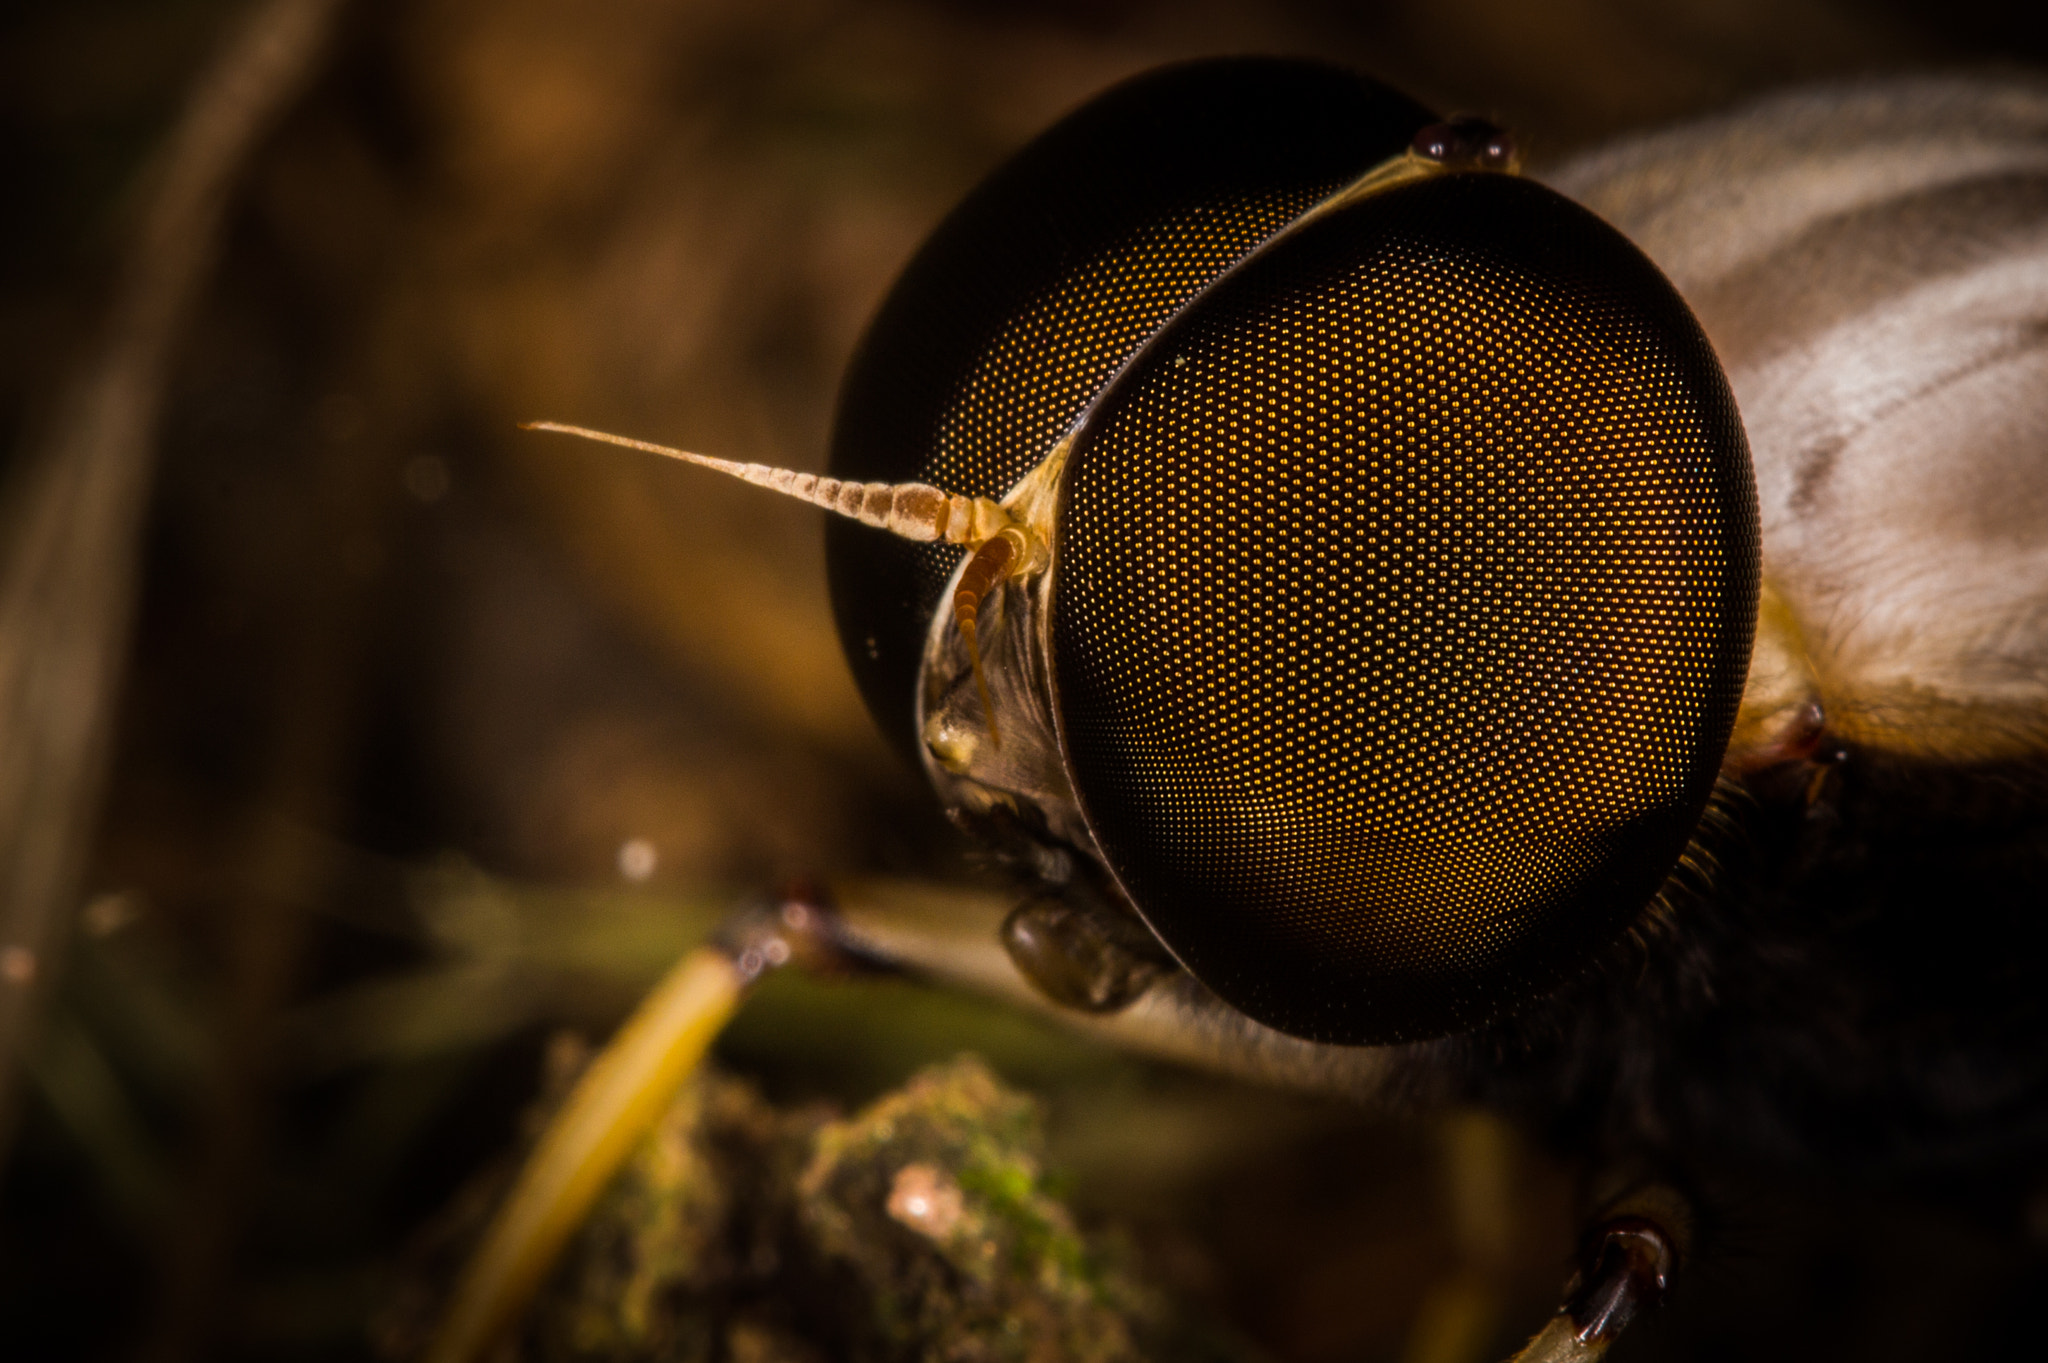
(1050, 173, 1759, 1044)
(826, 57, 1433, 757)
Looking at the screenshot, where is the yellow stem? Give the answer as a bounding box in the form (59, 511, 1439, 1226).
(423, 947, 743, 1363)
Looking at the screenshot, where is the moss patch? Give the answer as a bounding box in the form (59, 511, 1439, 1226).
(506, 1054, 1245, 1363)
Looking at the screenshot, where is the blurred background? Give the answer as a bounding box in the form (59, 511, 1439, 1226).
(4, 1, 2046, 1360)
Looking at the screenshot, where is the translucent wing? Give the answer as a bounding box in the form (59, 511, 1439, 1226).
(1552, 77, 2048, 764)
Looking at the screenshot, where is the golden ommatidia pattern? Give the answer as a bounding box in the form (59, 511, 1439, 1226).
(1053, 174, 1758, 1044)
(825, 61, 1431, 757)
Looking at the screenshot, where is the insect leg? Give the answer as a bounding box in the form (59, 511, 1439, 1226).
(421, 886, 879, 1363)
(1506, 1181, 1691, 1362)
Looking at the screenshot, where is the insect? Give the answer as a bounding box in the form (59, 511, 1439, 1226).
(430, 59, 2048, 1363)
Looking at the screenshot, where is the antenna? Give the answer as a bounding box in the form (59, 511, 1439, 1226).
(521, 421, 1015, 546)
(523, 420, 1052, 746)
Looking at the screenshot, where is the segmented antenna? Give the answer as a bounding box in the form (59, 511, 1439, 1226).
(522, 421, 1011, 546)
(525, 419, 1049, 753)
(951, 528, 1029, 749)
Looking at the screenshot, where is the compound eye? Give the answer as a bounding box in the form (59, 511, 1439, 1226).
(825, 58, 1431, 760)
(1050, 173, 1759, 1045)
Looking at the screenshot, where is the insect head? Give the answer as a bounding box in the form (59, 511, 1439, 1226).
(538, 56, 1759, 1048)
